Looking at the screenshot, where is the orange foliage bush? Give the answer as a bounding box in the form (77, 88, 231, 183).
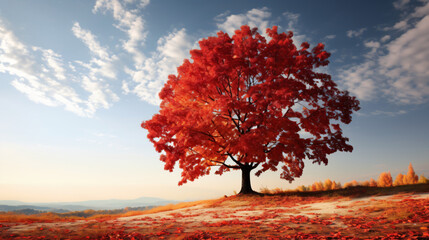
(324, 179, 333, 190)
(360, 180, 369, 187)
(393, 173, 404, 186)
(369, 178, 377, 187)
(378, 171, 393, 187)
(310, 181, 324, 191)
(393, 163, 420, 186)
(281, 163, 423, 193)
(344, 180, 358, 188)
(405, 163, 418, 184)
(418, 175, 428, 184)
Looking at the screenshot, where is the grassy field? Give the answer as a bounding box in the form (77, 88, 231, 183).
(1, 183, 428, 239)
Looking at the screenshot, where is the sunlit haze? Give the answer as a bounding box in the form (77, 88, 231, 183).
(1, 0, 429, 203)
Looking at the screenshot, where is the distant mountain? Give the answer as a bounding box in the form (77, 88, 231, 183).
(0, 200, 26, 205)
(0, 197, 179, 212)
(0, 205, 51, 211)
(0, 205, 69, 213)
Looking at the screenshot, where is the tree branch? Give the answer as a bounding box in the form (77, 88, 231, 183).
(251, 162, 260, 169)
(226, 152, 243, 167)
(209, 160, 241, 169)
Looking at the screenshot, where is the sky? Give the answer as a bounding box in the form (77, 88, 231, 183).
(1, 0, 429, 203)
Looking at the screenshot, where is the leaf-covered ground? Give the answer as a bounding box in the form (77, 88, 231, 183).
(1, 185, 428, 239)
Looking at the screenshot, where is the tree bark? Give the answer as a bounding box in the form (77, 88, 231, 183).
(238, 165, 257, 194)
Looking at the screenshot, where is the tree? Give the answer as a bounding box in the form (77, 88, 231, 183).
(344, 180, 358, 188)
(393, 173, 404, 186)
(405, 163, 418, 184)
(418, 175, 428, 184)
(324, 179, 333, 190)
(142, 25, 360, 194)
(378, 172, 393, 187)
(311, 181, 324, 191)
(361, 180, 370, 187)
(296, 185, 309, 192)
(369, 178, 377, 187)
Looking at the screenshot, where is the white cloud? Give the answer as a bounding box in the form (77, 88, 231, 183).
(392, 20, 409, 30)
(393, 0, 410, 10)
(216, 7, 272, 36)
(364, 40, 381, 57)
(411, 2, 429, 17)
(126, 28, 193, 105)
(93, 0, 195, 105)
(0, 18, 120, 117)
(0, 23, 37, 81)
(10, 79, 58, 107)
(81, 76, 119, 114)
(138, 0, 150, 8)
(380, 35, 391, 42)
(379, 14, 429, 104)
(122, 0, 150, 8)
(71, 22, 120, 113)
(325, 34, 336, 40)
(215, 8, 307, 45)
(282, 11, 307, 44)
(346, 28, 367, 38)
(357, 109, 407, 117)
(121, 80, 130, 94)
(338, 61, 377, 101)
(339, 1, 429, 105)
(93, 0, 147, 67)
(72, 22, 118, 79)
(0, 20, 89, 116)
(34, 47, 66, 80)
(72, 22, 109, 60)
(371, 110, 407, 116)
(364, 40, 380, 49)
(283, 12, 300, 30)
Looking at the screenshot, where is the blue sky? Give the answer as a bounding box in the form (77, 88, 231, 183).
(1, 0, 428, 202)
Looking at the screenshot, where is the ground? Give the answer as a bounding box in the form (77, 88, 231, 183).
(1, 184, 428, 239)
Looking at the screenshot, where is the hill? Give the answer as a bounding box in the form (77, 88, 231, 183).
(1, 184, 428, 239)
(0, 196, 178, 212)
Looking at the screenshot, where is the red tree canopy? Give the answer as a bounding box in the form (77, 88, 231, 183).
(142, 25, 360, 187)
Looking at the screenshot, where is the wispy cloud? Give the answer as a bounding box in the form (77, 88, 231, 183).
(371, 110, 407, 117)
(126, 28, 193, 105)
(93, 0, 147, 67)
(356, 109, 407, 117)
(215, 8, 307, 44)
(72, 22, 118, 79)
(346, 28, 367, 38)
(282, 11, 308, 44)
(364, 40, 381, 57)
(36, 48, 67, 80)
(380, 35, 391, 42)
(71, 22, 120, 114)
(0, 19, 89, 116)
(393, 0, 410, 10)
(338, 61, 377, 101)
(93, 0, 194, 105)
(72, 23, 109, 59)
(0, 17, 121, 117)
(216, 7, 272, 36)
(379, 14, 429, 104)
(339, 1, 429, 105)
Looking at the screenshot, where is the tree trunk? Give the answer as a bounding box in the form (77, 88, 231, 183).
(239, 166, 257, 194)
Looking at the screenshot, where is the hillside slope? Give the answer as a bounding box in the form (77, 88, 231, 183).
(1, 184, 428, 239)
